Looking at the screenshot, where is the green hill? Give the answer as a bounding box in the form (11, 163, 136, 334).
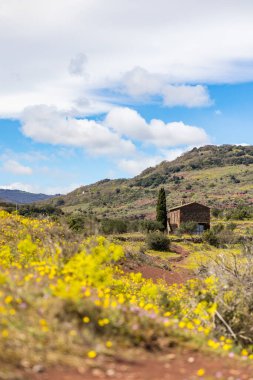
(44, 145, 253, 218)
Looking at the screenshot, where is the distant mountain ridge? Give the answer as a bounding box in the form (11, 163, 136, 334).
(0, 189, 55, 204)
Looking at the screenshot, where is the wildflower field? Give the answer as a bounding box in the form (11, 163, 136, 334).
(0, 210, 252, 378)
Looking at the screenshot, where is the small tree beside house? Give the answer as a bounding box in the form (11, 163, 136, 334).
(146, 187, 170, 251)
(156, 187, 167, 232)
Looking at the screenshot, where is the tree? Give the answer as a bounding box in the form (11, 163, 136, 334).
(156, 187, 167, 232)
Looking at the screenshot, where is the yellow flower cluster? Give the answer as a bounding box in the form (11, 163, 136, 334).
(0, 210, 250, 367)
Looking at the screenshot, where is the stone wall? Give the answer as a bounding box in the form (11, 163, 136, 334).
(168, 202, 210, 231)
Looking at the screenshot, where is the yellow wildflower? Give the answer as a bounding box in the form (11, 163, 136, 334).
(87, 350, 97, 359)
(197, 368, 205, 376)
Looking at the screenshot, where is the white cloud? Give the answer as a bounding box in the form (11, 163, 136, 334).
(44, 183, 82, 195)
(121, 67, 212, 107)
(106, 107, 210, 147)
(148, 119, 209, 147)
(20, 106, 209, 157)
(118, 157, 162, 176)
(21, 105, 136, 157)
(0, 181, 81, 195)
(2, 160, 33, 175)
(0, 1, 253, 115)
(163, 84, 211, 107)
(18, 105, 211, 182)
(118, 148, 187, 176)
(0, 182, 35, 192)
(105, 107, 149, 140)
(160, 148, 190, 162)
(122, 67, 163, 97)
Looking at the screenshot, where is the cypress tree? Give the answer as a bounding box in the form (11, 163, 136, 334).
(156, 187, 167, 232)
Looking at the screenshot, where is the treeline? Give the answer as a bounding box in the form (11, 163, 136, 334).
(2, 203, 163, 234)
(140, 145, 253, 179)
(68, 214, 164, 235)
(173, 145, 253, 172)
(0, 203, 63, 217)
(0, 203, 165, 235)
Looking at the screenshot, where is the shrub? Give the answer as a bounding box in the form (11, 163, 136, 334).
(203, 226, 237, 247)
(55, 198, 65, 206)
(226, 222, 237, 231)
(212, 208, 223, 218)
(67, 214, 86, 232)
(202, 230, 219, 247)
(18, 205, 63, 218)
(199, 244, 253, 345)
(141, 220, 164, 233)
(216, 229, 237, 246)
(230, 175, 240, 184)
(100, 219, 128, 234)
(178, 221, 198, 235)
(146, 232, 170, 251)
(212, 224, 224, 234)
(225, 206, 252, 220)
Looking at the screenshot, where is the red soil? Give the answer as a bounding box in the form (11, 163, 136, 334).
(131, 263, 191, 286)
(126, 243, 192, 285)
(28, 350, 253, 380)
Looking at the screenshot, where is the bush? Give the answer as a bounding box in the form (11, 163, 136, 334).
(203, 226, 237, 247)
(212, 223, 224, 234)
(67, 214, 86, 232)
(199, 244, 253, 345)
(146, 232, 170, 251)
(225, 206, 252, 220)
(202, 230, 219, 247)
(100, 219, 128, 234)
(226, 222, 237, 231)
(18, 205, 63, 218)
(141, 220, 164, 233)
(178, 221, 198, 235)
(216, 229, 237, 246)
(55, 199, 65, 206)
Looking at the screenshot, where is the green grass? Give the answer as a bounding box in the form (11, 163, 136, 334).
(180, 241, 242, 270)
(146, 249, 179, 259)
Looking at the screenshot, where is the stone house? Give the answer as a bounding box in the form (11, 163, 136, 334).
(168, 202, 210, 233)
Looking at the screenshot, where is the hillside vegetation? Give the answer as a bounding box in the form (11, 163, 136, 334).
(44, 145, 253, 218)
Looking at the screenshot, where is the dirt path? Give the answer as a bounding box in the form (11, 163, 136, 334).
(130, 263, 191, 285)
(28, 349, 253, 380)
(125, 243, 192, 286)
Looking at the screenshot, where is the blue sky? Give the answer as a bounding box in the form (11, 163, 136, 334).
(0, 1, 253, 194)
